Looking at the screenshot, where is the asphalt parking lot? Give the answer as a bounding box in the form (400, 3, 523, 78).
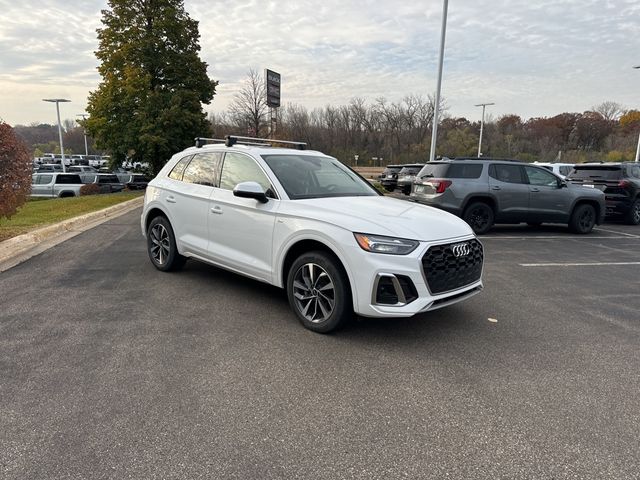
(1, 209, 639, 479)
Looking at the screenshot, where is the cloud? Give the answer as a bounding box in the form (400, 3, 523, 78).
(0, 0, 638, 126)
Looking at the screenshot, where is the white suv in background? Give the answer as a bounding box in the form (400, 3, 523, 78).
(141, 136, 484, 332)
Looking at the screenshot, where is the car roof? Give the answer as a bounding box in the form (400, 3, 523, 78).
(182, 144, 328, 158)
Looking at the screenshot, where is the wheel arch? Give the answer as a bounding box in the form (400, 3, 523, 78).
(278, 236, 357, 309)
(461, 194, 498, 214)
(572, 199, 602, 224)
(144, 206, 172, 233)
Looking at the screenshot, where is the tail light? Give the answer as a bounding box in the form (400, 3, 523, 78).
(426, 178, 452, 194)
(618, 180, 631, 188)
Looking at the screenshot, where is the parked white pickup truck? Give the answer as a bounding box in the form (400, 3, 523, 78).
(31, 173, 85, 198)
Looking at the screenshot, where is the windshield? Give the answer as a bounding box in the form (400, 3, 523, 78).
(261, 154, 379, 200)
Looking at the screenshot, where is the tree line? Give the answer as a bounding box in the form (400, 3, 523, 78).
(215, 74, 640, 167)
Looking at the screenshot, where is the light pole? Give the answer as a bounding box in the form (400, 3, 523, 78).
(429, 0, 448, 163)
(634, 66, 640, 162)
(77, 114, 89, 157)
(43, 98, 71, 172)
(475, 102, 494, 157)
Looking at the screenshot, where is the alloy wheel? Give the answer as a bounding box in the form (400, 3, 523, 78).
(579, 208, 594, 231)
(150, 223, 170, 266)
(292, 263, 335, 323)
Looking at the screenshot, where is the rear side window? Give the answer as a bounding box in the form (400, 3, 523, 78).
(37, 175, 53, 184)
(168, 155, 193, 181)
(489, 164, 526, 184)
(55, 174, 82, 184)
(569, 167, 622, 180)
(559, 166, 573, 176)
(182, 152, 222, 187)
(417, 163, 482, 179)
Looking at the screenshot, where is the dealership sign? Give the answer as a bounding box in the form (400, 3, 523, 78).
(265, 69, 281, 108)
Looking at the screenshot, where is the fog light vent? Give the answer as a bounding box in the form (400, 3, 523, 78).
(376, 276, 398, 304)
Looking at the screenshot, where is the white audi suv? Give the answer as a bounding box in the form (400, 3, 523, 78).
(141, 136, 483, 332)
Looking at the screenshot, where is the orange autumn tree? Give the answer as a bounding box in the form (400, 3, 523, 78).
(0, 122, 32, 219)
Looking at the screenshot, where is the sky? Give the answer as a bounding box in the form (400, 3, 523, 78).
(0, 0, 639, 127)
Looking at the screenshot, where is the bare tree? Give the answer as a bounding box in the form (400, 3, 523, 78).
(228, 69, 268, 137)
(593, 101, 624, 122)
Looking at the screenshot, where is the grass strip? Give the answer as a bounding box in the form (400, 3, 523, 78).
(0, 192, 143, 242)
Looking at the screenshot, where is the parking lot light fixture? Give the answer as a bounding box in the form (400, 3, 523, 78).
(43, 98, 71, 172)
(475, 102, 495, 158)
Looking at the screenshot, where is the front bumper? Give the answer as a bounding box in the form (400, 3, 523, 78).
(346, 235, 483, 318)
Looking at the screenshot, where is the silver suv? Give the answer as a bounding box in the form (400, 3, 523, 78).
(410, 158, 606, 234)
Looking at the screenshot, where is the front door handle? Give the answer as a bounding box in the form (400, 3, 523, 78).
(491, 186, 501, 191)
(210, 206, 223, 215)
(530, 188, 540, 192)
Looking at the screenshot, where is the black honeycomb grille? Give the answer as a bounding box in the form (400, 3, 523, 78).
(422, 239, 483, 294)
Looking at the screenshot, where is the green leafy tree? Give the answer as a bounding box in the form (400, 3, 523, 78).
(86, 0, 217, 174)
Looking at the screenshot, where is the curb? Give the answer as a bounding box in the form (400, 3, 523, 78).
(0, 196, 144, 272)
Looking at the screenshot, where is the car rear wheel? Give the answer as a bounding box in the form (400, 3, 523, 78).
(625, 199, 640, 225)
(463, 202, 494, 235)
(287, 251, 351, 333)
(569, 204, 596, 234)
(147, 216, 186, 271)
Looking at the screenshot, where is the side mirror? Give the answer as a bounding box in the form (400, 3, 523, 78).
(233, 181, 269, 203)
(558, 179, 567, 188)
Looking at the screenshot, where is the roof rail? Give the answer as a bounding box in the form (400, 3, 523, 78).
(225, 135, 307, 150)
(194, 137, 226, 148)
(195, 135, 308, 150)
(453, 157, 523, 163)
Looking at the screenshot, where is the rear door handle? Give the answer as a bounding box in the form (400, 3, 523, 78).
(210, 206, 223, 215)
(166, 196, 176, 203)
(491, 186, 501, 191)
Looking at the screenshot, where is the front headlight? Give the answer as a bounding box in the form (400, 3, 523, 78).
(354, 233, 419, 255)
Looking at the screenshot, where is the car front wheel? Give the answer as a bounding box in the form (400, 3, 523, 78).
(147, 216, 186, 271)
(287, 251, 351, 333)
(569, 204, 596, 234)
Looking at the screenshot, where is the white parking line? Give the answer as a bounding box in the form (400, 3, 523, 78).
(593, 227, 640, 238)
(520, 261, 640, 267)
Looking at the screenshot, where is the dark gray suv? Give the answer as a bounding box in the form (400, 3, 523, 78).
(410, 158, 606, 234)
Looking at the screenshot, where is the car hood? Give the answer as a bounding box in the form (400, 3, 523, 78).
(283, 196, 474, 242)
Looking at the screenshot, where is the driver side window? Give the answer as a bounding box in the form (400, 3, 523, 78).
(525, 166, 559, 187)
(219, 152, 275, 196)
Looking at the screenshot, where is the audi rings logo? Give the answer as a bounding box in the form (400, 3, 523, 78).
(451, 242, 471, 257)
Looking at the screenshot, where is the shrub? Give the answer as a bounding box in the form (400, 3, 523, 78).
(0, 122, 32, 220)
(80, 183, 101, 196)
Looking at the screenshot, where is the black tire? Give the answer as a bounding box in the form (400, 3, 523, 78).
(286, 251, 351, 333)
(463, 202, 494, 235)
(625, 198, 640, 225)
(569, 204, 596, 234)
(146, 216, 187, 271)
